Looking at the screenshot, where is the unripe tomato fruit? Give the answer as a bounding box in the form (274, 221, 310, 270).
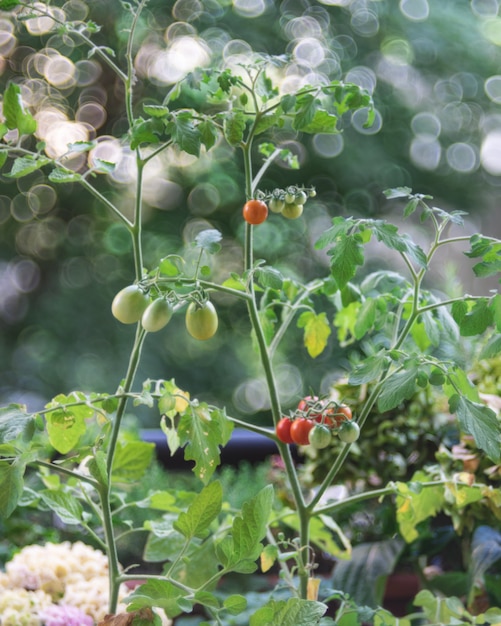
(295, 190, 308, 205)
(243, 199, 268, 225)
(141, 298, 173, 332)
(185, 300, 218, 340)
(269, 198, 285, 213)
(276, 417, 294, 444)
(308, 424, 332, 449)
(290, 418, 314, 445)
(112, 285, 149, 324)
(338, 420, 360, 443)
(282, 202, 303, 219)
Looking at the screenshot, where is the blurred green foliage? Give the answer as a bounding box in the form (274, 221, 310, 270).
(1, 0, 500, 426)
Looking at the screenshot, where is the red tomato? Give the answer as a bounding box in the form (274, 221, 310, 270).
(290, 418, 314, 446)
(276, 417, 294, 444)
(243, 199, 268, 225)
(325, 405, 353, 427)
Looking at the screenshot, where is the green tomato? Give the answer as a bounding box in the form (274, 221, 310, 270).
(282, 202, 303, 219)
(284, 190, 296, 203)
(308, 424, 332, 449)
(338, 420, 360, 443)
(111, 285, 149, 324)
(141, 298, 173, 332)
(185, 300, 218, 340)
(269, 198, 285, 213)
(295, 190, 308, 205)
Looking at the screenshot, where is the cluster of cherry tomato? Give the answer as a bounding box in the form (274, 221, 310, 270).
(276, 396, 360, 449)
(111, 286, 218, 340)
(242, 186, 316, 225)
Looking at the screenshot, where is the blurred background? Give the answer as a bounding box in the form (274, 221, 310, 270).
(1, 0, 500, 427)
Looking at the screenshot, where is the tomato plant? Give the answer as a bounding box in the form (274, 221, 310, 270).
(185, 300, 218, 340)
(111, 285, 149, 324)
(281, 202, 303, 219)
(326, 405, 353, 427)
(290, 418, 315, 445)
(308, 424, 332, 449)
(243, 199, 268, 225)
(276, 417, 294, 444)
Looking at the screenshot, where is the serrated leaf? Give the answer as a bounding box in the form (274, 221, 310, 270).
(143, 104, 169, 117)
(112, 440, 155, 483)
(194, 228, 222, 254)
(48, 167, 82, 183)
(297, 108, 338, 134)
(354, 298, 377, 340)
(257, 266, 283, 290)
(67, 141, 95, 153)
(249, 597, 326, 626)
(349, 353, 390, 385)
(396, 476, 445, 542)
(454, 396, 501, 463)
(125, 579, 188, 618)
(0, 404, 35, 444)
(377, 365, 418, 413)
(491, 294, 501, 331)
(174, 481, 222, 539)
(87, 451, 108, 487)
(223, 109, 246, 146)
(199, 118, 218, 151)
(297, 311, 331, 358)
(177, 405, 233, 484)
(218, 486, 273, 572)
(327, 235, 365, 289)
(93, 158, 116, 173)
(0, 460, 25, 517)
(39, 489, 83, 525)
(223, 594, 247, 615)
(45, 400, 89, 455)
(168, 112, 201, 156)
(454, 298, 493, 336)
(371, 221, 427, 268)
(3, 82, 36, 135)
(292, 92, 317, 131)
(254, 110, 283, 136)
(7, 155, 50, 178)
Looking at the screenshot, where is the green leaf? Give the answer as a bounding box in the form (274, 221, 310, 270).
(6, 155, 50, 178)
(126, 579, 188, 618)
(327, 235, 365, 289)
(383, 187, 413, 200)
(371, 221, 427, 268)
(130, 118, 162, 149)
(112, 440, 155, 483)
(0, 460, 25, 517)
(354, 298, 377, 340)
(257, 266, 284, 290)
(174, 481, 222, 539)
(297, 311, 331, 358)
(377, 364, 418, 413)
(223, 594, 247, 615)
(330, 539, 405, 607)
(223, 109, 246, 146)
(254, 110, 283, 136)
(199, 118, 218, 151)
(3, 82, 37, 135)
(216, 485, 274, 571)
(452, 298, 493, 336)
(297, 108, 338, 134)
(249, 597, 326, 626)
(143, 104, 169, 117)
(93, 158, 116, 174)
(491, 294, 501, 331)
(67, 141, 95, 153)
(44, 392, 94, 454)
(48, 167, 82, 183)
(39, 489, 83, 525)
(87, 451, 108, 488)
(168, 111, 201, 156)
(178, 405, 233, 484)
(194, 228, 222, 254)
(396, 477, 445, 542)
(0, 404, 35, 444)
(454, 396, 501, 463)
(0, 150, 7, 168)
(293, 92, 317, 131)
(349, 353, 390, 385)
(465, 234, 501, 278)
